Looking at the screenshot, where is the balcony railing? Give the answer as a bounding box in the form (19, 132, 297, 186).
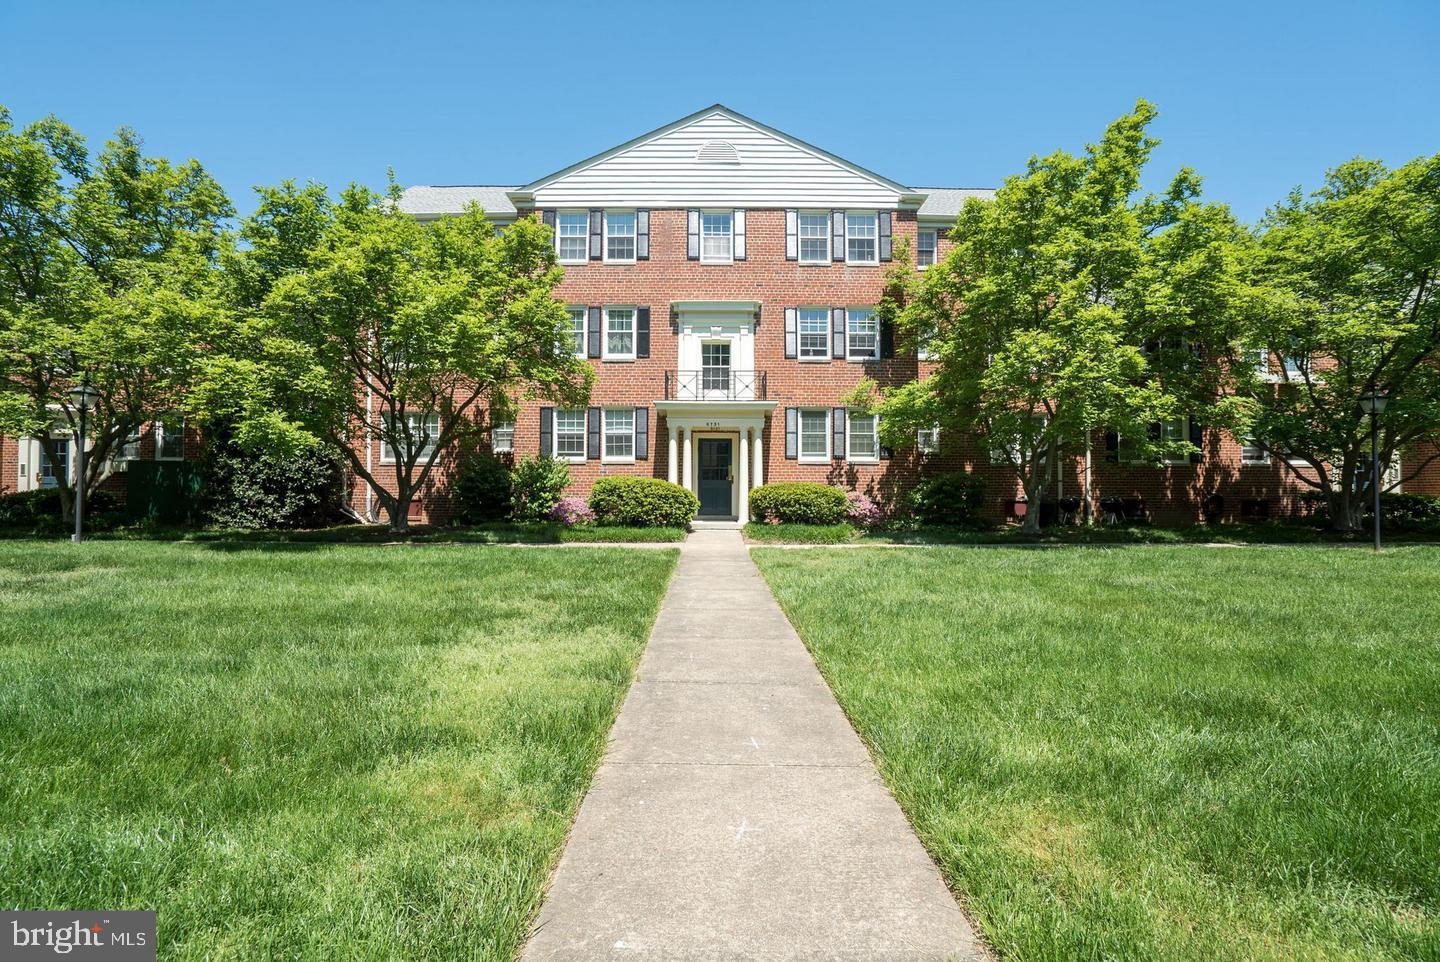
(664, 369, 768, 401)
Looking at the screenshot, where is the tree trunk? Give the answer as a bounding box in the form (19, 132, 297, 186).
(1327, 455, 1366, 533)
(386, 492, 412, 534)
(1020, 469, 1044, 535)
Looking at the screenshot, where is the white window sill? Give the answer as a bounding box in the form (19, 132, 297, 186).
(1242, 459, 1270, 466)
(848, 356, 879, 363)
(700, 258, 734, 266)
(603, 355, 635, 363)
(559, 259, 589, 266)
(848, 456, 880, 464)
(556, 455, 587, 464)
(603, 259, 637, 266)
(156, 456, 184, 463)
(846, 261, 879, 267)
(798, 356, 831, 363)
(602, 457, 636, 465)
(797, 260, 831, 267)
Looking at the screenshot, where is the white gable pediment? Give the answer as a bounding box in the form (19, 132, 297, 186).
(524, 107, 910, 209)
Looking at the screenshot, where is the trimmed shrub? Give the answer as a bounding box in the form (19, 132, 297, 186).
(1374, 492, 1440, 532)
(452, 451, 512, 523)
(589, 476, 699, 527)
(510, 456, 570, 521)
(846, 491, 883, 527)
(0, 488, 119, 531)
(202, 439, 344, 529)
(549, 496, 596, 527)
(749, 482, 848, 525)
(908, 471, 986, 526)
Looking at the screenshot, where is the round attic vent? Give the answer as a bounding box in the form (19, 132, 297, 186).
(696, 141, 740, 165)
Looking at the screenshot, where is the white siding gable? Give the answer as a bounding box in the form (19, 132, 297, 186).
(528, 109, 907, 209)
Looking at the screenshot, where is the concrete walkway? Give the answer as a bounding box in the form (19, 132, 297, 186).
(522, 530, 985, 961)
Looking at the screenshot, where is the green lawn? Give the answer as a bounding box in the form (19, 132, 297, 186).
(0, 540, 676, 961)
(753, 545, 1440, 961)
(743, 520, 1436, 546)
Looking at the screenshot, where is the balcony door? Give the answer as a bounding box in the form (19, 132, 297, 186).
(701, 341, 732, 398)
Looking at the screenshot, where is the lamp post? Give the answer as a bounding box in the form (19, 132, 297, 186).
(1358, 390, 1389, 552)
(68, 378, 100, 544)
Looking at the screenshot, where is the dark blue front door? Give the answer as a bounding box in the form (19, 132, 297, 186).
(698, 438, 733, 517)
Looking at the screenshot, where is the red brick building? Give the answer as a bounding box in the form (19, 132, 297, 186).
(5, 105, 1435, 524)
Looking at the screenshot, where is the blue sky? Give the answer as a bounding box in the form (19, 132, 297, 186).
(2, 0, 1435, 222)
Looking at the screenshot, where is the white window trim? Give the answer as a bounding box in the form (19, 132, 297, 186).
(917, 228, 937, 270)
(845, 210, 879, 265)
(603, 306, 636, 361)
(798, 211, 831, 265)
(917, 424, 940, 454)
(1240, 439, 1269, 465)
(566, 306, 587, 358)
(556, 210, 589, 265)
(379, 413, 440, 465)
(492, 420, 515, 454)
(797, 307, 830, 362)
(554, 410, 587, 463)
(602, 408, 636, 464)
(846, 412, 880, 463)
(699, 210, 733, 264)
(155, 416, 185, 461)
(847, 308, 880, 362)
(1120, 417, 1190, 465)
(798, 409, 830, 464)
(603, 210, 636, 264)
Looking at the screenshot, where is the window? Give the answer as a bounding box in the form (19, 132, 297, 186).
(604, 307, 635, 359)
(701, 342, 732, 392)
(798, 308, 829, 359)
(492, 420, 514, 453)
(1159, 417, 1188, 463)
(799, 410, 829, 462)
(1282, 347, 1308, 379)
(603, 408, 635, 461)
(848, 413, 878, 461)
(847, 308, 878, 360)
(917, 229, 937, 268)
(700, 211, 733, 262)
(1251, 347, 1272, 380)
(846, 211, 877, 263)
(566, 307, 586, 357)
(798, 212, 830, 263)
(381, 412, 440, 464)
(917, 424, 940, 453)
(1241, 437, 1269, 464)
(557, 212, 589, 262)
(115, 427, 142, 463)
(156, 415, 185, 460)
(555, 409, 586, 460)
(604, 211, 636, 262)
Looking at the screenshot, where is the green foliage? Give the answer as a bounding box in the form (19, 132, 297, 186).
(1375, 493, 1440, 532)
(201, 434, 344, 529)
(0, 488, 119, 532)
(509, 456, 570, 521)
(907, 471, 987, 526)
(452, 450, 513, 524)
(588, 476, 699, 528)
(749, 482, 849, 525)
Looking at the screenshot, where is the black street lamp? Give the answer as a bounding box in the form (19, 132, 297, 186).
(68, 378, 100, 544)
(1358, 390, 1389, 552)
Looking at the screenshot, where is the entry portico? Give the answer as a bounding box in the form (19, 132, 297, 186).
(657, 401, 773, 521)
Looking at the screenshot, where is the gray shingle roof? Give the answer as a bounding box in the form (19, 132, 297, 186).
(915, 187, 996, 218)
(397, 185, 518, 217)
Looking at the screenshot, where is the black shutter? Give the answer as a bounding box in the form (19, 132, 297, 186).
(832, 210, 846, 262)
(784, 308, 798, 359)
(1104, 430, 1119, 463)
(785, 408, 798, 459)
(636, 209, 650, 260)
(587, 307, 602, 358)
(785, 209, 798, 260)
(1189, 417, 1204, 464)
(879, 211, 893, 261)
(734, 209, 746, 260)
(880, 316, 895, 358)
(635, 307, 651, 358)
(539, 407, 554, 458)
(589, 209, 603, 260)
(832, 308, 846, 359)
(587, 407, 601, 460)
(541, 209, 556, 230)
(832, 408, 846, 459)
(687, 210, 700, 260)
(635, 407, 649, 460)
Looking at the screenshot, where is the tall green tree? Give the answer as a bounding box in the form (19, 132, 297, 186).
(1228, 155, 1440, 531)
(199, 182, 592, 532)
(0, 106, 230, 520)
(880, 102, 1245, 531)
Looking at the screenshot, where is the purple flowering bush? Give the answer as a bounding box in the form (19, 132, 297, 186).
(549, 496, 595, 527)
(846, 491, 883, 527)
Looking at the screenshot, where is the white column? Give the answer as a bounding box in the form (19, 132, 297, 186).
(738, 429, 750, 521)
(667, 423, 678, 485)
(681, 428, 693, 491)
(752, 423, 764, 488)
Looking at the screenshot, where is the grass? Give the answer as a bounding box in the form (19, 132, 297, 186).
(743, 520, 1436, 546)
(0, 539, 677, 961)
(753, 545, 1440, 961)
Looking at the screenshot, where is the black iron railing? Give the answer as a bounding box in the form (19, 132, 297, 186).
(664, 370, 767, 401)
